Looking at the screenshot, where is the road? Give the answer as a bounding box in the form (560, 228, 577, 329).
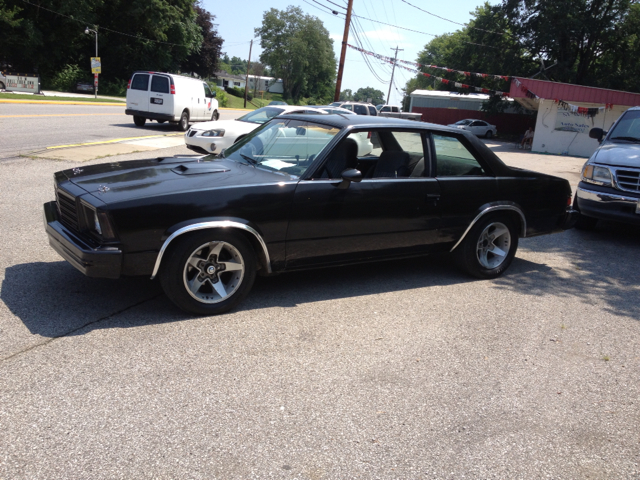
(0, 103, 639, 479)
(0, 103, 243, 161)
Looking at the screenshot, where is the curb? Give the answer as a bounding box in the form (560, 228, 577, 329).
(0, 99, 125, 106)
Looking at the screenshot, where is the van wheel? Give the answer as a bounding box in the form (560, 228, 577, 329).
(179, 111, 190, 131)
(133, 116, 146, 127)
(211, 110, 219, 121)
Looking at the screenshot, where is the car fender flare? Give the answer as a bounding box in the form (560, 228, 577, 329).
(150, 220, 272, 279)
(449, 202, 527, 253)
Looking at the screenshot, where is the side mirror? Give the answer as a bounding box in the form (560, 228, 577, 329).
(211, 90, 217, 98)
(589, 128, 605, 143)
(337, 168, 362, 189)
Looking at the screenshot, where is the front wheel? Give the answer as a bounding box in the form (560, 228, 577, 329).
(133, 116, 146, 127)
(453, 214, 518, 279)
(160, 231, 257, 315)
(211, 110, 219, 121)
(178, 110, 190, 131)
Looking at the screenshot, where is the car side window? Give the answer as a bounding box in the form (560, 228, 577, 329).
(470, 121, 483, 127)
(131, 74, 150, 91)
(150, 75, 169, 93)
(345, 130, 427, 179)
(353, 104, 367, 115)
(432, 134, 486, 177)
(342, 104, 353, 111)
(367, 106, 377, 116)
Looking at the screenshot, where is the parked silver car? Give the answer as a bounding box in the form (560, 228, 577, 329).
(448, 119, 497, 139)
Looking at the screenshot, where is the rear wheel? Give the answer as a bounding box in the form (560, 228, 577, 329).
(157, 120, 166, 124)
(133, 116, 146, 127)
(178, 110, 190, 131)
(160, 230, 257, 315)
(453, 213, 518, 279)
(485, 130, 493, 139)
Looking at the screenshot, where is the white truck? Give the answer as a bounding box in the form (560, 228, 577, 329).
(376, 105, 422, 121)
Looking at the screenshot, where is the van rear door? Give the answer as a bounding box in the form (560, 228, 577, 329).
(127, 73, 150, 113)
(149, 74, 172, 118)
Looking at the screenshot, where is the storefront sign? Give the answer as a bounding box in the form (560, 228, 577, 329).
(5, 73, 41, 94)
(555, 108, 592, 134)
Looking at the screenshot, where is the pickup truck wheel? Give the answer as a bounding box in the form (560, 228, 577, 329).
(133, 116, 146, 127)
(453, 214, 518, 279)
(178, 111, 190, 131)
(160, 231, 257, 315)
(211, 110, 219, 121)
(485, 130, 493, 139)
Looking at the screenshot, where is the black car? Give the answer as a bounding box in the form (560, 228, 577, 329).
(44, 115, 575, 315)
(574, 106, 640, 229)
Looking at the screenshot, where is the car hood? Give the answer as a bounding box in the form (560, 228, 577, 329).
(189, 118, 257, 134)
(60, 156, 295, 204)
(592, 142, 640, 168)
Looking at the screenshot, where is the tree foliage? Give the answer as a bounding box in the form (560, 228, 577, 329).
(0, 0, 222, 91)
(353, 87, 385, 105)
(255, 6, 336, 103)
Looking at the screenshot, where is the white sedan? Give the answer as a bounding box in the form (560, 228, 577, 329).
(185, 105, 371, 155)
(447, 119, 497, 139)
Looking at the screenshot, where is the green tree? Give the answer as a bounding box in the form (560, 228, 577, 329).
(339, 89, 353, 101)
(255, 6, 336, 103)
(180, 2, 223, 78)
(353, 87, 385, 105)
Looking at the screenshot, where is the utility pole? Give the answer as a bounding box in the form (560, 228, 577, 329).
(244, 39, 253, 109)
(334, 0, 354, 102)
(387, 46, 403, 106)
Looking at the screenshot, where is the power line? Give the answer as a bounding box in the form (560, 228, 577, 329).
(18, 0, 192, 47)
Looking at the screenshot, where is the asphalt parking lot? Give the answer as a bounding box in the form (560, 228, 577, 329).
(1, 138, 639, 479)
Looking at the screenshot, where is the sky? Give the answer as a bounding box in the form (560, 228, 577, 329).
(201, 0, 500, 106)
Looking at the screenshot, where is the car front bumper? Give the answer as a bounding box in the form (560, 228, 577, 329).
(185, 129, 233, 154)
(43, 201, 122, 278)
(576, 184, 640, 225)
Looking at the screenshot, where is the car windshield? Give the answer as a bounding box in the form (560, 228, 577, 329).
(454, 120, 473, 125)
(223, 119, 341, 177)
(236, 107, 285, 124)
(609, 110, 640, 142)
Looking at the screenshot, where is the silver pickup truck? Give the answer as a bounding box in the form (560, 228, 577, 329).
(376, 105, 422, 121)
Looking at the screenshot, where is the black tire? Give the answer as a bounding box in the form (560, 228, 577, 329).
(485, 130, 493, 139)
(157, 120, 166, 123)
(453, 213, 519, 279)
(160, 230, 257, 315)
(133, 116, 146, 127)
(0, 82, 5, 90)
(211, 110, 219, 121)
(178, 110, 190, 131)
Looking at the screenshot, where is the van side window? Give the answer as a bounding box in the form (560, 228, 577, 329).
(131, 74, 150, 91)
(203, 83, 213, 97)
(150, 76, 169, 94)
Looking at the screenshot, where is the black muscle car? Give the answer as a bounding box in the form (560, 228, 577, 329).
(44, 115, 576, 315)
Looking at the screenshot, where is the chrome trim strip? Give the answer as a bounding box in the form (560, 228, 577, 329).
(150, 221, 272, 279)
(449, 205, 527, 253)
(577, 186, 639, 205)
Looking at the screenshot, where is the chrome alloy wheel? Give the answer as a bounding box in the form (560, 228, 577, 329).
(476, 221, 511, 269)
(183, 241, 245, 304)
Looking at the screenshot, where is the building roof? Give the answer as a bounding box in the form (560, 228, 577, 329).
(511, 77, 640, 108)
(411, 90, 491, 101)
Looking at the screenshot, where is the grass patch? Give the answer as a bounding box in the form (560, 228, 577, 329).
(0, 93, 125, 103)
(223, 92, 289, 110)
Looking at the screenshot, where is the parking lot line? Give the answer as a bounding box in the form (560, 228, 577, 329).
(47, 133, 184, 149)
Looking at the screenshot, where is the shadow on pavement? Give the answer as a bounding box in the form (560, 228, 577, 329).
(494, 222, 640, 319)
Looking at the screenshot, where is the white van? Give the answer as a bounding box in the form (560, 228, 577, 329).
(125, 72, 219, 131)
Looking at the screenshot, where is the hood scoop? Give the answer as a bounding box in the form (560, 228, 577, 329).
(171, 163, 230, 175)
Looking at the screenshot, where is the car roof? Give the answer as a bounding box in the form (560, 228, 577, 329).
(279, 113, 458, 131)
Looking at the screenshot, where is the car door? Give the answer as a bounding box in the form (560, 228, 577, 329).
(468, 120, 485, 136)
(285, 128, 442, 268)
(149, 75, 170, 116)
(429, 132, 500, 243)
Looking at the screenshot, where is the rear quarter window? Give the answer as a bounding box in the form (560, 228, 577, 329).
(131, 74, 150, 91)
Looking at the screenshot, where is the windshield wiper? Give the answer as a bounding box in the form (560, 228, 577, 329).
(611, 136, 640, 142)
(239, 153, 258, 166)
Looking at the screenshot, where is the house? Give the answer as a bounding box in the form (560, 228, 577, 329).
(213, 72, 284, 94)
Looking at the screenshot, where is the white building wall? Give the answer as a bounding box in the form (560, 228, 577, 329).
(532, 99, 629, 158)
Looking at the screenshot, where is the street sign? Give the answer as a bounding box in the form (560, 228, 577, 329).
(91, 57, 101, 74)
(4, 73, 41, 94)
(94, 74, 99, 87)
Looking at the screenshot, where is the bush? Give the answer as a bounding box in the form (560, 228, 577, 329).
(98, 78, 127, 97)
(225, 86, 252, 101)
(47, 64, 83, 92)
(212, 86, 228, 108)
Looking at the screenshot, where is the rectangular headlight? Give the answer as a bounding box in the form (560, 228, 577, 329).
(582, 164, 612, 186)
(202, 129, 225, 137)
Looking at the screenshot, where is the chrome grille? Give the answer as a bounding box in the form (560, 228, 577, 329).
(55, 188, 80, 231)
(615, 169, 640, 193)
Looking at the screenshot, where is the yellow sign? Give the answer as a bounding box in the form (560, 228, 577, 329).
(91, 57, 101, 74)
